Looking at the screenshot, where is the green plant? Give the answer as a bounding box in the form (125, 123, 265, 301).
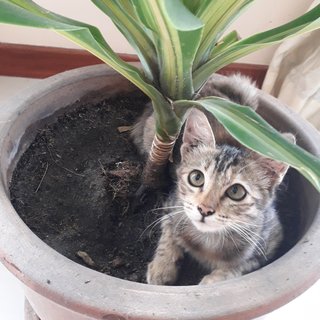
(1, 0, 320, 191)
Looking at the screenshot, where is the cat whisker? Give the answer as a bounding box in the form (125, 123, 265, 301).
(230, 224, 267, 260)
(139, 216, 167, 241)
(148, 205, 184, 213)
(231, 218, 262, 232)
(231, 216, 277, 232)
(233, 224, 266, 251)
(173, 212, 188, 234)
(231, 218, 261, 228)
(143, 204, 185, 227)
(217, 226, 228, 249)
(225, 227, 241, 254)
(233, 222, 267, 246)
(139, 210, 184, 241)
(232, 216, 276, 236)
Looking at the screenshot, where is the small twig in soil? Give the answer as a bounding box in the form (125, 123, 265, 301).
(55, 163, 85, 177)
(35, 162, 49, 193)
(109, 183, 119, 200)
(76, 251, 96, 268)
(117, 125, 133, 133)
(45, 144, 85, 177)
(98, 159, 107, 175)
(121, 201, 130, 216)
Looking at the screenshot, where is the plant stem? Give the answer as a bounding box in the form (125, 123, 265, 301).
(142, 134, 176, 189)
(149, 135, 176, 164)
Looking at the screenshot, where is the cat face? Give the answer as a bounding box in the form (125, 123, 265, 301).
(177, 144, 265, 233)
(177, 109, 294, 233)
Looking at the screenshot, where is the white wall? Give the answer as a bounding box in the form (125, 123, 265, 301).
(0, 0, 314, 65)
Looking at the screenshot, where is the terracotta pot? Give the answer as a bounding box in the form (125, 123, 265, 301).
(0, 65, 320, 320)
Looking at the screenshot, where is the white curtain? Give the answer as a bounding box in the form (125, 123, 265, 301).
(262, 0, 320, 130)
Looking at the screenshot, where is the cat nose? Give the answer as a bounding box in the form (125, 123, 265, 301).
(197, 205, 215, 217)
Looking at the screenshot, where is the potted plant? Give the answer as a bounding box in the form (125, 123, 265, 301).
(0, 1, 320, 319)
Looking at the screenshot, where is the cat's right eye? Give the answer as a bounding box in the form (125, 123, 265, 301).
(225, 184, 247, 201)
(188, 170, 205, 187)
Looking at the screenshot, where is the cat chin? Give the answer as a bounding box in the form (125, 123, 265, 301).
(191, 220, 223, 233)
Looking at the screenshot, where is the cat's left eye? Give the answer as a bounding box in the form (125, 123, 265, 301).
(188, 170, 205, 187)
(225, 184, 247, 201)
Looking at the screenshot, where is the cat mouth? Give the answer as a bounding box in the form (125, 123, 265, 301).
(184, 208, 226, 231)
(192, 219, 224, 232)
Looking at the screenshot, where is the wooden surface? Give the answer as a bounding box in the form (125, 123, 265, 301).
(0, 43, 268, 87)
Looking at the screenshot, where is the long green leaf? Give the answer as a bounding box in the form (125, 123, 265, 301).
(91, 0, 158, 82)
(132, 0, 203, 100)
(173, 98, 320, 192)
(208, 30, 240, 60)
(182, 0, 202, 14)
(193, 0, 254, 68)
(116, 0, 138, 20)
(193, 4, 320, 90)
(0, 0, 165, 104)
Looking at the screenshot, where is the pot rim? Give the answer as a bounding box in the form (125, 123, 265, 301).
(0, 65, 320, 320)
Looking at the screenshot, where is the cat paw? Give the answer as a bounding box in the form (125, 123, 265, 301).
(199, 274, 221, 285)
(131, 184, 161, 213)
(199, 269, 240, 285)
(147, 259, 178, 285)
(131, 184, 150, 212)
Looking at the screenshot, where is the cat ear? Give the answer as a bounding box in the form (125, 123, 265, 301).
(255, 133, 296, 187)
(181, 108, 215, 159)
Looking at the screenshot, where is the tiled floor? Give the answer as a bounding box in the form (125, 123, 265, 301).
(0, 76, 319, 319)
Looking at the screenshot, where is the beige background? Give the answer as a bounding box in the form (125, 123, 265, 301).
(0, 0, 314, 65)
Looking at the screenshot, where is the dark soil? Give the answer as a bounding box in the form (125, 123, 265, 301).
(9, 91, 300, 285)
(10, 92, 161, 283)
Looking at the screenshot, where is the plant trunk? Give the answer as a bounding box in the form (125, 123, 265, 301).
(142, 134, 176, 189)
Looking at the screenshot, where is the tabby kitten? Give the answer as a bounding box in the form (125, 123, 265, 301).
(132, 75, 294, 285)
